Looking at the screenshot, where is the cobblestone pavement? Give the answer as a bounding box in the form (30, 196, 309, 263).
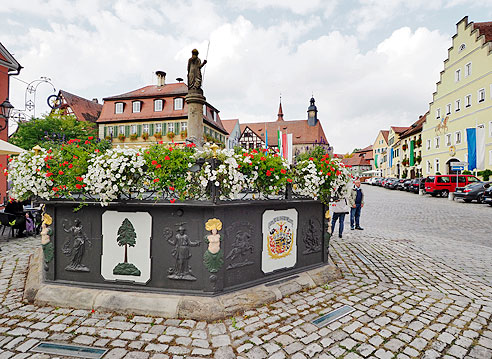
(1, 186, 492, 359)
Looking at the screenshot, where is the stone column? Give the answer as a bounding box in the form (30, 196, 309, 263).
(185, 89, 206, 148)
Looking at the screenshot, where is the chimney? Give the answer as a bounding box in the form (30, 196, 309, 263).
(92, 98, 98, 104)
(156, 71, 166, 86)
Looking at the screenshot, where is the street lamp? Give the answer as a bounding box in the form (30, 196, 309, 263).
(0, 98, 14, 131)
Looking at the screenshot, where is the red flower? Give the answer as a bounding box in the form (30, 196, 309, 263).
(249, 162, 253, 166)
(237, 165, 241, 168)
(327, 172, 332, 176)
(287, 178, 293, 183)
(280, 169, 287, 174)
(170, 199, 176, 203)
(88, 136, 94, 140)
(36, 169, 40, 172)
(68, 164, 73, 169)
(91, 309, 95, 313)
(58, 170, 64, 175)
(260, 156, 266, 161)
(336, 170, 341, 176)
(95, 149, 100, 153)
(151, 160, 158, 165)
(169, 186, 175, 191)
(46, 165, 51, 169)
(252, 149, 258, 154)
(47, 149, 52, 154)
(266, 170, 271, 177)
(46, 173, 53, 177)
(309, 157, 314, 161)
(73, 156, 78, 159)
(146, 151, 150, 154)
(76, 176, 84, 181)
(136, 153, 140, 156)
(75, 184, 82, 189)
(158, 141, 164, 144)
(52, 187, 58, 192)
(85, 140, 90, 144)
(164, 156, 170, 160)
(153, 178, 160, 183)
(169, 147, 174, 151)
(156, 164, 162, 168)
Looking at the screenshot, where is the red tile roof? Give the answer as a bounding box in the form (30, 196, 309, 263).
(240, 119, 328, 146)
(381, 130, 389, 143)
(341, 155, 371, 167)
(400, 113, 427, 139)
(391, 126, 411, 134)
(59, 90, 102, 123)
(221, 119, 239, 135)
(97, 82, 227, 134)
(474, 22, 492, 43)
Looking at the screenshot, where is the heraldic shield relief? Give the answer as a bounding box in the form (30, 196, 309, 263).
(262, 208, 298, 273)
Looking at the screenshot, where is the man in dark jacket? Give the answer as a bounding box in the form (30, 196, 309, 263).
(348, 179, 364, 230)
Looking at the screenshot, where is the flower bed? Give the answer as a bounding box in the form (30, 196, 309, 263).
(7, 138, 351, 206)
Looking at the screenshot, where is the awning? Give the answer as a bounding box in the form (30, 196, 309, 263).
(0, 139, 24, 155)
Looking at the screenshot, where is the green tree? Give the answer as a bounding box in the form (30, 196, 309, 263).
(10, 110, 97, 150)
(117, 218, 137, 263)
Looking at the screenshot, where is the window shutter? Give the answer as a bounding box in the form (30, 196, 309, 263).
(125, 125, 130, 137)
(137, 125, 142, 136)
(113, 126, 118, 136)
(176, 122, 180, 134)
(149, 124, 154, 136)
(162, 122, 167, 134)
(104, 126, 107, 138)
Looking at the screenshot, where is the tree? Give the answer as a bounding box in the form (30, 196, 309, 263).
(10, 110, 97, 150)
(117, 218, 137, 263)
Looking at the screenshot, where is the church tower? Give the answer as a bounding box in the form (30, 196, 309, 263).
(307, 96, 318, 127)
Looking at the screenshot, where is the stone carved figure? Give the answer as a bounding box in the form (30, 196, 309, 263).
(226, 221, 254, 270)
(62, 218, 91, 272)
(41, 213, 54, 271)
(164, 223, 200, 281)
(203, 218, 224, 273)
(187, 49, 207, 91)
(302, 218, 322, 254)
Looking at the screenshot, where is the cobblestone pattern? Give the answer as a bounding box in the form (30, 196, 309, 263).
(0, 186, 491, 358)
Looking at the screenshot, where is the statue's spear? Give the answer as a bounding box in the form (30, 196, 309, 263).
(202, 40, 211, 85)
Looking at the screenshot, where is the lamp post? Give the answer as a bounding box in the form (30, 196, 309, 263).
(0, 98, 14, 132)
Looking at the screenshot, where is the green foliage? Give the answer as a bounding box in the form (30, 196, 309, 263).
(478, 169, 492, 181)
(296, 146, 332, 162)
(117, 218, 137, 248)
(10, 111, 97, 150)
(436, 172, 442, 175)
(462, 170, 471, 175)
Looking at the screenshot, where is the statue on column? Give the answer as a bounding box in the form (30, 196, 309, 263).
(187, 49, 207, 92)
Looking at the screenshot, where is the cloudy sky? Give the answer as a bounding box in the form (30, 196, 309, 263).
(2, 0, 492, 153)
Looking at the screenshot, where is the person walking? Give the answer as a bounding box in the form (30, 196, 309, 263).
(330, 196, 349, 238)
(349, 179, 364, 230)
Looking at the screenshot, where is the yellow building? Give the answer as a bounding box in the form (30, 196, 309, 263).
(398, 114, 427, 179)
(372, 130, 389, 176)
(387, 126, 410, 177)
(422, 17, 492, 175)
(97, 72, 228, 147)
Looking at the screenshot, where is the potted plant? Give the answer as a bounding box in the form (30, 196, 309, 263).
(105, 135, 112, 140)
(118, 133, 126, 141)
(167, 131, 175, 140)
(416, 138, 422, 147)
(154, 131, 162, 139)
(142, 132, 149, 141)
(402, 144, 408, 151)
(180, 130, 187, 139)
(416, 155, 422, 163)
(130, 133, 138, 141)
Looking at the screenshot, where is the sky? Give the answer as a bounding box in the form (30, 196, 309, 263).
(2, 0, 492, 153)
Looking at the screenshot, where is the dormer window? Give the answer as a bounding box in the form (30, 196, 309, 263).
(154, 99, 163, 112)
(115, 102, 124, 114)
(132, 101, 141, 113)
(174, 98, 184, 110)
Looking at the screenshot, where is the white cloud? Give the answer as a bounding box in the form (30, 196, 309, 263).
(227, 0, 337, 16)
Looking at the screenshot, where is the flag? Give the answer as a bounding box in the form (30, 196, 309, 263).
(389, 148, 393, 168)
(265, 126, 268, 149)
(277, 130, 282, 154)
(410, 140, 415, 166)
(287, 133, 293, 164)
(477, 124, 485, 170)
(282, 132, 287, 159)
(374, 154, 378, 169)
(466, 128, 476, 170)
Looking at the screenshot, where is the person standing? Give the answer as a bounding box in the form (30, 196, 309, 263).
(330, 196, 349, 238)
(349, 179, 364, 230)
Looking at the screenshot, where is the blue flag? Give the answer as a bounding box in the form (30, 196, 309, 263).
(265, 127, 268, 148)
(389, 148, 393, 168)
(466, 128, 476, 170)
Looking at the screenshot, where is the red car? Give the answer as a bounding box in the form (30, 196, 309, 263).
(425, 175, 480, 197)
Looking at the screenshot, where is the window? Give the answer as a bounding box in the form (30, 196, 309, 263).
(455, 131, 462, 144)
(437, 176, 450, 183)
(436, 108, 441, 119)
(490, 121, 492, 137)
(168, 122, 174, 133)
(478, 89, 485, 102)
(455, 69, 461, 82)
(446, 134, 452, 146)
(435, 159, 440, 173)
(143, 124, 149, 134)
(427, 139, 431, 150)
(155, 123, 162, 134)
(455, 99, 461, 112)
(154, 99, 163, 112)
(446, 103, 451, 115)
(115, 102, 124, 114)
(132, 101, 141, 113)
(181, 122, 187, 131)
(119, 125, 125, 135)
(131, 125, 137, 134)
(108, 126, 114, 136)
(435, 137, 440, 149)
(174, 98, 184, 110)
(465, 94, 472, 107)
(465, 62, 472, 77)
(426, 161, 431, 174)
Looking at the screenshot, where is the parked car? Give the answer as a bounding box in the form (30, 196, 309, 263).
(409, 178, 422, 193)
(483, 186, 492, 206)
(454, 182, 491, 203)
(402, 179, 412, 191)
(395, 179, 407, 190)
(385, 178, 399, 190)
(425, 175, 480, 197)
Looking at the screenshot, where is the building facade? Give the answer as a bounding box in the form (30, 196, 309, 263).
(387, 126, 410, 177)
(398, 114, 426, 179)
(372, 130, 389, 176)
(221, 119, 241, 149)
(422, 17, 492, 176)
(97, 72, 228, 147)
(342, 145, 373, 177)
(51, 90, 102, 123)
